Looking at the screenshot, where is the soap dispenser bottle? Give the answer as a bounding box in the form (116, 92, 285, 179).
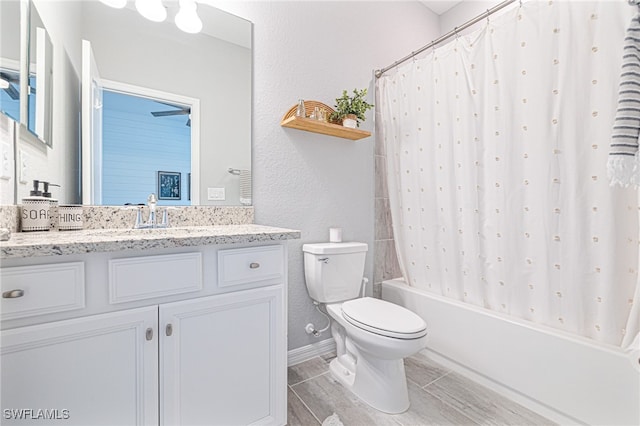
(21, 180, 50, 232)
(42, 182, 60, 231)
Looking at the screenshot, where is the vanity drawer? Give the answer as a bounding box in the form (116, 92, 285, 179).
(1, 262, 85, 321)
(218, 245, 284, 288)
(109, 252, 202, 304)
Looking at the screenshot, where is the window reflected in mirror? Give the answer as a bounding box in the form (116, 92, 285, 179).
(0, 69, 20, 123)
(101, 90, 191, 206)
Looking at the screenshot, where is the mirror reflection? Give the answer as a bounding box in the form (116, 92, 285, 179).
(13, 0, 252, 206)
(27, 3, 53, 145)
(0, 1, 53, 146)
(0, 1, 21, 124)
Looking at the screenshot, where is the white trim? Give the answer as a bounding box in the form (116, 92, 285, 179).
(19, 0, 28, 125)
(287, 338, 336, 367)
(0, 58, 20, 71)
(99, 79, 201, 204)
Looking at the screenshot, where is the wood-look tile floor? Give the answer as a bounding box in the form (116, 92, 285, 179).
(287, 350, 555, 426)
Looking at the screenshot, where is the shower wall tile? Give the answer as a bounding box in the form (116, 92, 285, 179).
(375, 197, 394, 241)
(374, 128, 400, 299)
(385, 241, 402, 280)
(375, 239, 402, 283)
(372, 282, 382, 299)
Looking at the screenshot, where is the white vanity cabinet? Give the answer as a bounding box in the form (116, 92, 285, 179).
(0, 242, 288, 426)
(1, 306, 159, 425)
(160, 285, 284, 425)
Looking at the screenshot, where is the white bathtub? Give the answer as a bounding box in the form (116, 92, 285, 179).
(382, 279, 640, 426)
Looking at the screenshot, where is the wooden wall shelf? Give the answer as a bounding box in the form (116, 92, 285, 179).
(280, 101, 371, 141)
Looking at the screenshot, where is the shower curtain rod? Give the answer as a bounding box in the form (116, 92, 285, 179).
(375, 0, 517, 78)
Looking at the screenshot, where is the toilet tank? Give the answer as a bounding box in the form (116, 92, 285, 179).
(302, 242, 368, 303)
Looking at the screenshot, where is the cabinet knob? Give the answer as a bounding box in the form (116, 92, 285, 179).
(249, 262, 260, 269)
(166, 324, 173, 337)
(2, 289, 24, 299)
(145, 328, 153, 341)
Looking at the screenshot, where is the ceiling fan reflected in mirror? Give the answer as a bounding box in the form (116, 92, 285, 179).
(0, 70, 20, 100)
(150, 101, 191, 127)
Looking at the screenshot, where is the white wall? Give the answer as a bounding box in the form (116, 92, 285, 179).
(439, 0, 511, 36)
(205, 1, 440, 350)
(0, 0, 20, 63)
(0, 115, 15, 205)
(16, 0, 82, 204)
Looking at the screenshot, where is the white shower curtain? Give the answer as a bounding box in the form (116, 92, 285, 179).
(377, 0, 639, 347)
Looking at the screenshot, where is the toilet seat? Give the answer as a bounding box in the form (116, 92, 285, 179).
(341, 297, 427, 340)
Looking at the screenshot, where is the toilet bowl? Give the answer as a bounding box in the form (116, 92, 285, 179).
(302, 242, 428, 414)
(325, 298, 427, 414)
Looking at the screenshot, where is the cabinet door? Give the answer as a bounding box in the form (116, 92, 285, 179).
(1, 307, 158, 425)
(160, 285, 285, 426)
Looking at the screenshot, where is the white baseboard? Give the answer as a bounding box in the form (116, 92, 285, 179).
(288, 338, 336, 366)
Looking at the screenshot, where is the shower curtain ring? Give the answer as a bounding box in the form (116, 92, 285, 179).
(487, 9, 491, 24)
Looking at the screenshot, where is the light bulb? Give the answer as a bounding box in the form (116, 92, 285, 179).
(175, 0, 202, 34)
(135, 0, 167, 22)
(99, 0, 127, 8)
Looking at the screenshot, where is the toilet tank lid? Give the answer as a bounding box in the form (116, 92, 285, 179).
(303, 242, 368, 254)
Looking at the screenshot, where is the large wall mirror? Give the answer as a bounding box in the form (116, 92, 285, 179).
(5, 0, 252, 207)
(28, 3, 53, 146)
(0, 1, 22, 125)
(0, 0, 53, 146)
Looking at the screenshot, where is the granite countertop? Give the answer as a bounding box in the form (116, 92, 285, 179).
(0, 225, 301, 259)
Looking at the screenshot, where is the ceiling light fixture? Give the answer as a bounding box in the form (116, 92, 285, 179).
(98, 0, 127, 9)
(175, 0, 202, 34)
(135, 0, 167, 23)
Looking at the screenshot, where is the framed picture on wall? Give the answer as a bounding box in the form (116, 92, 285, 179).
(157, 171, 181, 200)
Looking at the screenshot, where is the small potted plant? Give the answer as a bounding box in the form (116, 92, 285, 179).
(330, 88, 374, 128)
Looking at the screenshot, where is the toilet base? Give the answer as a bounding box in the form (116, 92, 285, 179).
(329, 353, 410, 414)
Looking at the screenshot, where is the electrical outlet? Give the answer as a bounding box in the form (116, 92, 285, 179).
(207, 187, 225, 201)
(19, 150, 30, 184)
(0, 142, 11, 180)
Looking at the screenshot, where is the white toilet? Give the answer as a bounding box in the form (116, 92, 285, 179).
(303, 242, 428, 414)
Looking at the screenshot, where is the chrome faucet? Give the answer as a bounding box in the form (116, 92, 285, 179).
(134, 193, 170, 229)
(147, 193, 157, 226)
